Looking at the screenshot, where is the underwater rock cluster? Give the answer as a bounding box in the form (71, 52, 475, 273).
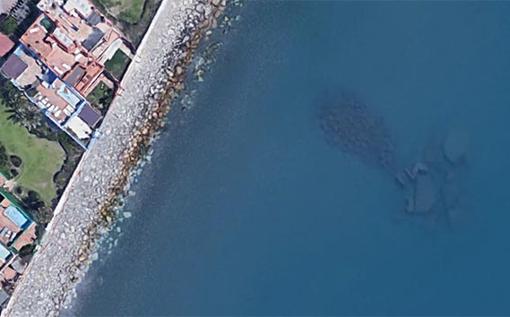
(318, 92, 395, 171)
(395, 127, 469, 224)
(317, 90, 469, 226)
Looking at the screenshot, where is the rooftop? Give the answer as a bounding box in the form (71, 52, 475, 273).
(0, 54, 27, 79)
(57, 83, 81, 107)
(0, 201, 27, 247)
(66, 115, 92, 139)
(1, 265, 17, 281)
(12, 46, 43, 87)
(0, 192, 37, 275)
(35, 77, 80, 123)
(0, 0, 17, 14)
(12, 222, 36, 251)
(0, 288, 8, 306)
(10, 257, 26, 274)
(0, 33, 15, 57)
(20, 12, 112, 97)
(63, 0, 93, 18)
(3, 0, 133, 149)
(0, 244, 10, 262)
(77, 103, 102, 127)
(4, 206, 28, 229)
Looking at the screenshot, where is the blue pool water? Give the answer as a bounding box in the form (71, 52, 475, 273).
(75, 2, 510, 315)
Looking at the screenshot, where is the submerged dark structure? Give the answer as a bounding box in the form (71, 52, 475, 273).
(395, 128, 470, 225)
(318, 91, 395, 171)
(317, 91, 470, 226)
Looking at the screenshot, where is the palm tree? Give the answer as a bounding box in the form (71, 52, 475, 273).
(6, 105, 42, 131)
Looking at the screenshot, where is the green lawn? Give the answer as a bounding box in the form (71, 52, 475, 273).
(0, 103, 65, 205)
(0, 16, 18, 35)
(105, 50, 131, 80)
(118, 0, 145, 24)
(96, 0, 146, 24)
(87, 82, 114, 106)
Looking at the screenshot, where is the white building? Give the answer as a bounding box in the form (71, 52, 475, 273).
(0, 0, 17, 14)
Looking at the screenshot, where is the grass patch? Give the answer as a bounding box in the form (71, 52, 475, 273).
(92, 0, 160, 47)
(87, 82, 114, 115)
(0, 102, 65, 206)
(105, 50, 131, 80)
(118, 0, 145, 24)
(0, 16, 17, 35)
(96, 0, 146, 24)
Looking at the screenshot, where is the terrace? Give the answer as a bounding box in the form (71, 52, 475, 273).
(0, 193, 36, 251)
(0, 43, 99, 148)
(0, 191, 36, 288)
(0, 205, 23, 248)
(20, 14, 106, 96)
(32, 0, 133, 87)
(35, 76, 83, 123)
(0, 33, 14, 57)
(0, 46, 44, 88)
(2, 0, 136, 149)
(0, 45, 89, 134)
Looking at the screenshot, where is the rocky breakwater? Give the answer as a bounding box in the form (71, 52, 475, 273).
(2, 0, 225, 316)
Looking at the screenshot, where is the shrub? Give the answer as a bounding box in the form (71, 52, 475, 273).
(0, 145, 8, 168)
(9, 155, 22, 168)
(0, 16, 17, 35)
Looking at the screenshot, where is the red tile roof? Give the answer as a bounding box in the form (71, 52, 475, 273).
(0, 33, 14, 57)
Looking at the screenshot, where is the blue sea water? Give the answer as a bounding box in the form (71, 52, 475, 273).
(75, 1, 510, 315)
